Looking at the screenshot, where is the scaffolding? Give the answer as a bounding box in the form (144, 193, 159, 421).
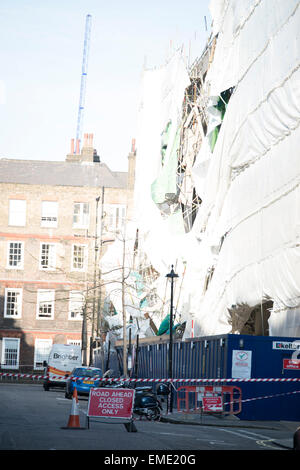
(176, 38, 217, 233)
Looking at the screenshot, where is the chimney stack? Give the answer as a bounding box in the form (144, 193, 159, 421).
(66, 133, 98, 162)
(76, 139, 80, 154)
(83, 133, 88, 147)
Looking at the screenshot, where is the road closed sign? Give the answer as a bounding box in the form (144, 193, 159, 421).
(87, 387, 135, 419)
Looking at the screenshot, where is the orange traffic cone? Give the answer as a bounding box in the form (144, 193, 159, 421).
(61, 386, 85, 430)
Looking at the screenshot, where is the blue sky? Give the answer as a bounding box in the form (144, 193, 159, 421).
(0, 0, 211, 171)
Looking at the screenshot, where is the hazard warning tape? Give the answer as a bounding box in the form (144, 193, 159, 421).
(103, 377, 300, 383)
(187, 389, 300, 411)
(0, 373, 300, 383)
(234, 388, 300, 405)
(176, 389, 300, 414)
(0, 373, 48, 380)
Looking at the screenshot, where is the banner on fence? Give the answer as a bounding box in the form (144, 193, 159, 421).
(231, 350, 252, 379)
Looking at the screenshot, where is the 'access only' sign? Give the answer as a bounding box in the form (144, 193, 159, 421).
(283, 359, 300, 370)
(87, 387, 135, 419)
(202, 396, 223, 412)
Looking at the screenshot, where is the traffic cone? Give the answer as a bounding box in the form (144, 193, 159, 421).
(61, 386, 85, 430)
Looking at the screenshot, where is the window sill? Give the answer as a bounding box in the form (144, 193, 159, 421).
(4, 316, 22, 320)
(6, 266, 24, 270)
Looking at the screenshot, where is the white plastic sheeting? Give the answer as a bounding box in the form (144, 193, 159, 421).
(133, 51, 190, 274)
(99, 52, 191, 338)
(101, 1, 300, 339)
(189, 0, 300, 337)
(99, 224, 153, 339)
(133, 0, 300, 338)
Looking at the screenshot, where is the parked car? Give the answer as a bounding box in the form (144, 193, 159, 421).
(65, 367, 103, 398)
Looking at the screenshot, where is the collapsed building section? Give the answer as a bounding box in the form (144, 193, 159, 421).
(100, 0, 300, 342)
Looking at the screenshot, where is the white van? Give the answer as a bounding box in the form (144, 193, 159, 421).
(43, 344, 82, 391)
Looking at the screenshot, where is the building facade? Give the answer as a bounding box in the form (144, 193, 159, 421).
(0, 135, 135, 372)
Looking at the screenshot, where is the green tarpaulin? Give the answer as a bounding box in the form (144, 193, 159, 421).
(151, 127, 181, 204)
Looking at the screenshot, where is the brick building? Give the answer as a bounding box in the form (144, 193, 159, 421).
(0, 135, 135, 372)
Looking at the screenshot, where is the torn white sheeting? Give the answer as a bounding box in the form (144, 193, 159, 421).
(268, 306, 300, 337)
(131, 0, 300, 339)
(99, 223, 143, 321)
(186, 0, 300, 337)
(102, 2, 300, 340)
(191, 126, 213, 203)
(209, 0, 229, 36)
(134, 50, 190, 238)
(207, 0, 299, 97)
(105, 313, 152, 340)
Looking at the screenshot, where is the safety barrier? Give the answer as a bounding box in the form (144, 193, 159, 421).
(175, 388, 300, 415)
(177, 385, 242, 415)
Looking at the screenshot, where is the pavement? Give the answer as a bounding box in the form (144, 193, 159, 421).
(160, 408, 299, 450)
(2, 379, 298, 450)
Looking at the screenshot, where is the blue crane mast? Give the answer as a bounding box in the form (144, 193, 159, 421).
(74, 14, 92, 154)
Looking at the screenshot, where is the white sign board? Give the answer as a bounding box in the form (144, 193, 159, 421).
(272, 340, 300, 351)
(232, 350, 252, 379)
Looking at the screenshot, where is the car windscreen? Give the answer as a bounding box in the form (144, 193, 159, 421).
(72, 368, 102, 378)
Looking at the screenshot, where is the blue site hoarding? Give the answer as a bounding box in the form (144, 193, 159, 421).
(226, 334, 300, 420)
(99, 334, 300, 421)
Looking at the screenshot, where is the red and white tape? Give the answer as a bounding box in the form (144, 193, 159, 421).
(0, 373, 300, 383)
(177, 389, 300, 413)
(0, 373, 47, 379)
(106, 377, 300, 383)
(234, 388, 300, 405)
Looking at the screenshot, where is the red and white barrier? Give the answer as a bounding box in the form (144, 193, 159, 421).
(176, 388, 300, 414)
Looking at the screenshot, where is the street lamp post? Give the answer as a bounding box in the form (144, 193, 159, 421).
(81, 298, 88, 366)
(90, 196, 100, 366)
(166, 265, 179, 413)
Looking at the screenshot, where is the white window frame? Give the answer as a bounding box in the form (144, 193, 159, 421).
(7, 241, 24, 269)
(36, 289, 55, 320)
(8, 199, 26, 226)
(68, 290, 85, 320)
(4, 288, 22, 319)
(73, 202, 89, 229)
(39, 243, 56, 271)
(71, 244, 88, 272)
(34, 339, 53, 369)
(41, 201, 58, 228)
(1, 338, 20, 369)
(103, 204, 126, 232)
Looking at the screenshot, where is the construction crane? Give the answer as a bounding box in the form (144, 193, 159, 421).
(73, 14, 92, 154)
